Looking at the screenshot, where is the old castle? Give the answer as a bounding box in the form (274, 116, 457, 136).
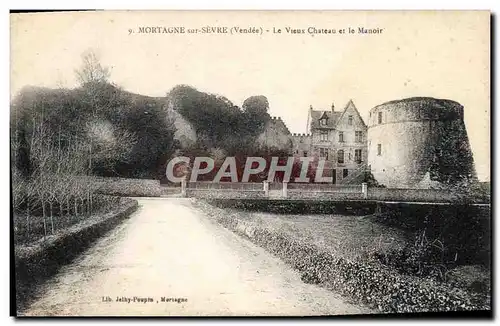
(167, 98, 369, 184)
(166, 97, 476, 188)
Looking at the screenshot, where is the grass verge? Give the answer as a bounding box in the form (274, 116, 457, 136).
(194, 200, 490, 314)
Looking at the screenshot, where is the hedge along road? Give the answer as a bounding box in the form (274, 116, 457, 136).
(22, 198, 370, 316)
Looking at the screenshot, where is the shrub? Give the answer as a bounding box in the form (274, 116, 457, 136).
(93, 177, 163, 197)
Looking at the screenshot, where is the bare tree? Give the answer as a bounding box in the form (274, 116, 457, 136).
(75, 50, 110, 86)
(74, 49, 115, 175)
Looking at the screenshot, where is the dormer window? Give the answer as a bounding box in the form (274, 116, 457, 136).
(319, 112, 329, 126)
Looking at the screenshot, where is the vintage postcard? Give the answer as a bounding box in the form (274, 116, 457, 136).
(10, 10, 491, 317)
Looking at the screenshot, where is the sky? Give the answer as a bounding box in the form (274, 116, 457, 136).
(10, 11, 490, 181)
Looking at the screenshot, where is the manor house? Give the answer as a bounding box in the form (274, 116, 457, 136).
(291, 100, 368, 184)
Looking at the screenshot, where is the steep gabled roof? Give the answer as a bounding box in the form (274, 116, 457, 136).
(335, 99, 367, 128)
(309, 110, 341, 129)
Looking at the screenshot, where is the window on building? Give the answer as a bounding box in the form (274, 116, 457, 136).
(320, 118, 327, 126)
(355, 131, 363, 143)
(348, 115, 353, 125)
(343, 169, 349, 178)
(320, 130, 328, 141)
(337, 150, 344, 164)
(339, 131, 344, 142)
(378, 111, 383, 124)
(319, 148, 329, 160)
(377, 144, 382, 156)
(355, 149, 362, 163)
(304, 151, 308, 157)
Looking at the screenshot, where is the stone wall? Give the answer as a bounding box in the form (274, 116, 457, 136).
(291, 133, 312, 157)
(256, 116, 293, 151)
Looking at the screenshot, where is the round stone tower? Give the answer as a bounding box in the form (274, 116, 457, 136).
(367, 97, 476, 188)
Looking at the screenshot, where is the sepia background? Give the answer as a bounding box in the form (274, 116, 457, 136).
(10, 10, 490, 180)
(10, 9, 492, 317)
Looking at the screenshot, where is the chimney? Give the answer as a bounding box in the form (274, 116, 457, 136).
(331, 102, 335, 111)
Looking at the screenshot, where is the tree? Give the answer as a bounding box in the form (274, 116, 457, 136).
(166, 86, 273, 155)
(167, 85, 243, 149)
(113, 96, 176, 178)
(75, 49, 119, 174)
(242, 95, 269, 116)
(429, 120, 477, 187)
(241, 95, 270, 142)
(75, 50, 110, 86)
(86, 119, 138, 173)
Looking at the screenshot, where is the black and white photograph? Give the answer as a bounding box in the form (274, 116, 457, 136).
(9, 10, 491, 317)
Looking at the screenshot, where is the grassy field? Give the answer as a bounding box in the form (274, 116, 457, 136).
(230, 210, 410, 262)
(195, 200, 491, 313)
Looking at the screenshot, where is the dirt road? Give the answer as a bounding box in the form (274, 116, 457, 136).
(22, 198, 369, 316)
